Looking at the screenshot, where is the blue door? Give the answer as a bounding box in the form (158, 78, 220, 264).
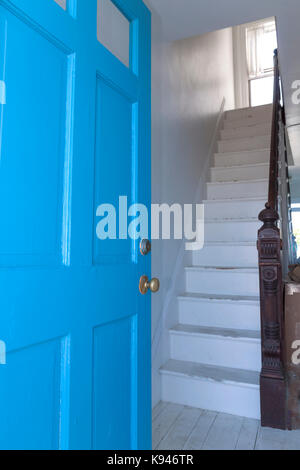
(0, 0, 151, 450)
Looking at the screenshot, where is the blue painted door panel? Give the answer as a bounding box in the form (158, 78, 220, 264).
(0, 0, 151, 450)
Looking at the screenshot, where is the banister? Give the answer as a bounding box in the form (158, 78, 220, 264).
(268, 49, 280, 211)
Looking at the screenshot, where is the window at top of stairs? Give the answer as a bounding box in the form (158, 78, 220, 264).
(246, 19, 278, 107)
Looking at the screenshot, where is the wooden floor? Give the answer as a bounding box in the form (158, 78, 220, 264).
(153, 402, 300, 450)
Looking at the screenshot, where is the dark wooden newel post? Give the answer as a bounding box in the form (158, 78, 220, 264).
(258, 204, 286, 429)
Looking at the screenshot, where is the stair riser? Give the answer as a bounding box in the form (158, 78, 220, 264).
(218, 135, 270, 153)
(210, 164, 269, 182)
(204, 220, 260, 242)
(214, 150, 269, 167)
(192, 244, 258, 267)
(207, 180, 268, 200)
(161, 373, 260, 419)
(204, 199, 265, 219)
(226, 104, 272, 121)
(221, 124, 271, 140)
(178, 298, 260, 330)
(204, 220, 262, 242)
(186, 269, 259, 296)
(170, 332, 261, 371)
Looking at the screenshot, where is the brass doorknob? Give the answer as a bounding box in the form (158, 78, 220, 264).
(139, 275, 160, 295)
(140, 239, 151, 256)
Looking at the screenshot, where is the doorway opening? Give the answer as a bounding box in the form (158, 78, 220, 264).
(150, 14, 291, 450)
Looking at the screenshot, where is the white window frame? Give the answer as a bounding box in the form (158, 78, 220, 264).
(246, 18, 277, 106)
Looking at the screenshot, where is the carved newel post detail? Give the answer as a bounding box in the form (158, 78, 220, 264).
(257, 203, 286, 429)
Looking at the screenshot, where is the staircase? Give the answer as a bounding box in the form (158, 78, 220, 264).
(160, 103, 273, 420)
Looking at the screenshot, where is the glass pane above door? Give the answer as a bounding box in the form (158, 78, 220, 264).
(53, 0, 67, 10)
(97, 0, 130, 68)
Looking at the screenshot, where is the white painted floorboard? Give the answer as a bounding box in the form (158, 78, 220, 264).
(201, 412, 244, 450)
(157, 407, 202, 450)
(153, 402, 300, 450)
(152, 402, 184, 450)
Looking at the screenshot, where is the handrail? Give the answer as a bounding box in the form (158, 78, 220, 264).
(257, 49, 288, 430)
(268, 49, 280, 211)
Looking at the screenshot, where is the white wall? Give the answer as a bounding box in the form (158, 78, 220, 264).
(150, 12, 236, 406)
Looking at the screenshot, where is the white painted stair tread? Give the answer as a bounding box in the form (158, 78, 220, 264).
(205, 217, 259, 222)
(178, 292, 260, 303)
(214, 148, 269, 167)
(225, 103, 272, 121)
(211, 162, 269, 171)
(207, 178, 268, 186)
(207, 179, 268, 200)
(221, 123, 271, 140)
(201, 241, 257, 245)
(218, 134, 271, 153)
(204, 196, 267, 204)
(227, 103, 272, 112)
(186, 266, 258, 272)
(161, 359, 260, 387)
(178, 292, 260, 331)
(204, 218, 260, 242)
(224, 115, 271, 129)
(185, 266, 259, 297)
(170, 324, 260, 341)
(210, 162, 269, 182)
(218, 134, 270, 146)
(215, 148, 269, 159)
(224, 110, 273, 130)
(203, 198, 267, 219)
